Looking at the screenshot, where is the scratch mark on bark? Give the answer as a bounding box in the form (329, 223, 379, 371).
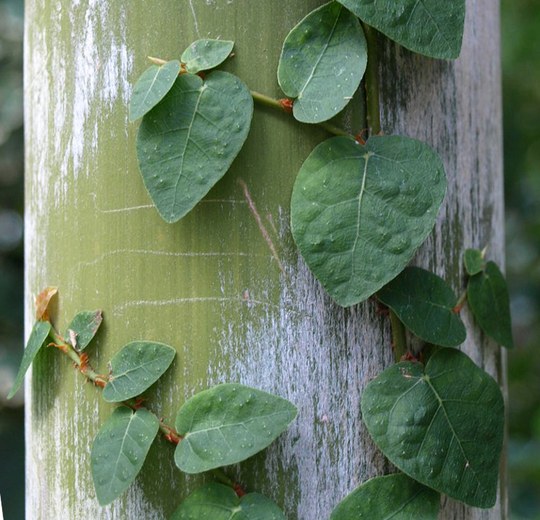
(189, 0, 201, 37)
(113, 296, 282, 315)
(90, 193, 246, 214)
(238, 178, 285, 274)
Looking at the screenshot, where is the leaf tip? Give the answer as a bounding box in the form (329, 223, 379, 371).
(35, 286, 58, 320)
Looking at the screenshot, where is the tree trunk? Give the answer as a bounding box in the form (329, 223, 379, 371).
(24, 0, 506, 518)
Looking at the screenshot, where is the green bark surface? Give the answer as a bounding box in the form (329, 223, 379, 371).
(25, 0, 504, 519)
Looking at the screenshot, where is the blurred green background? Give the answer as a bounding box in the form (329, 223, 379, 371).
(0, 0, 538, 518)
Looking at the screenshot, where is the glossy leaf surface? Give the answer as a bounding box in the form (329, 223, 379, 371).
(129, 60, 181, 122)
(291, 135, 446, 307)
(174, 384, 297, 473)
(464, 248, 485, 276)
(65, 310, 103, 351)
(330, 473, 439, 519)
(181, 39, 234, 73)
(91, 407, 159, 505)
(171, 483, 285, 520)
(278, 1, 366, 123)
(338, 0, 466, 59)
(102, 341, 176, 402)
(468, 261, 514, 348)
(377, 267, 466, 347)
(137, 71, 253, 223)
(361, 348, 504, 508)
(8, 320, 51, 399)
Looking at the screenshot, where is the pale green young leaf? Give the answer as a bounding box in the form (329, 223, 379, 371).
(468, 261, 514, 348)
(174, 384, 297, 473)
(291, 135, 446, 307)
(136, 71, 253, 223)
(361, 348, 504, 508)
(278, 1, 366, 123)
(181, 39, 234, 73)
(65, 310, 103, 351)
(464, 248, 485, 276)
(330, 473, 439, 519)
(91, 407, 159, 505)
(377, 267, 466, 347)
(170, 483, 285, 520)
(8, 320, 51, 399)
(129, 60, 181, 122)
(102, 341, 176, 402)
(338, 0, 466, 59)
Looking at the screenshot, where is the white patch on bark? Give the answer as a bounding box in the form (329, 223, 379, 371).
(211, 212, 393, 519)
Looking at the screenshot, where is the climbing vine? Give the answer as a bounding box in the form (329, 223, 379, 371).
(15, 1, 513, 518)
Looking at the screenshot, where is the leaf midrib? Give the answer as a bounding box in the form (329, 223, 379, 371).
(423, 376, 484, 492)
(112, 352, 169, 380)
(347, 153, 371, 288)
(172, 86, 205, 211)
(184, 409, 291, 438)
(297, 6, 343, 99)
(138, 67, 162, 113)
(106, 413, 138, 492)
(382, 488, 424, 520)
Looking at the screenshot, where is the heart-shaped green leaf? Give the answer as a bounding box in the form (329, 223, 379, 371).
(338, 0, 465, 59)
(468, 261, 514, 348)
(65, 310, 103, 351)
(377, 267, 466, 347)
(8, 320, 51, 399)
(181, 39, 234, 73)
(170, 483, 285, 520)
(174, 384, 297, 473)
(464, 248, 485, 276)
(102, 341, 176, 402)
(361, 348, 504, 508)
(91, 406, 159, 505)
(330, 473, 440, 519)
(291, 135, 446, 307)
(278, 1, 366, 123)
(136, 71, 253, 223)
(129, 60, 181, 122)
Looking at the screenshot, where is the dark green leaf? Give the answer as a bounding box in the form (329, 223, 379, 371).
(468, 261, 514, 348)
(102, 341, 176, 402)
(8, 320, 51, 399)
(291, 135, 446, 307)
(464, 248, 485, 276)
(174, 384, 297, 473)
(278, 1, 367, 123)
(338, 0, 465, 59)
(91, 407, 159, 505)
(129, 60, 181, 122)
(377, 267, 466, 347)
(170, 483, 285, 520)
(361, 348, 504, 508)
(65, 310, 103, 351)
(330, 473, 439, 519)
(136, 71, 253, 223)
(181, 39, 234, 73)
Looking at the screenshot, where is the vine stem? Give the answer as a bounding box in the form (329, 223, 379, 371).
(453, 289, 468, 314)
(146, 56, 350, 138)
(363, 23, 382, 136)
(46, 324, 246, 492)
(250, 91, 350, 137)
(49, 328, 180, 440)
(363, 24, 408, 360)
(389, 309, 408, 361)
(48, 329, 108, 387)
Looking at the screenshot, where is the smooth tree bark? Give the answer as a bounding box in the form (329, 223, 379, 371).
(25, 0, 506, 518)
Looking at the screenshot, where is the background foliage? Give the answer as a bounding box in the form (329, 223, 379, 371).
(0, 0, 537, 517)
